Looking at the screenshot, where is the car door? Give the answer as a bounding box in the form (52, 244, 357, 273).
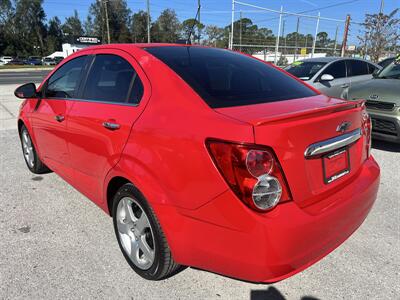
(314, 60, 349, 98)
(347, 59, 374, 86)
(30, 55, 89, 180)
(67, 49, 149, 203)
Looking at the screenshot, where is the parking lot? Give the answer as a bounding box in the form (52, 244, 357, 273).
(0, 73, 399, 300)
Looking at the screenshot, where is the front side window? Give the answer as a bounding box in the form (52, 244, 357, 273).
(82, 54, 144, 104)
(45, 56, 87, 98)
(367, 63, 378, 74)
(322, 61, 346, 79)
(348, 60, 369, 76)
(145, 46, 316, 108)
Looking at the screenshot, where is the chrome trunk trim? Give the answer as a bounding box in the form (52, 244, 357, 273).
(304, 128, 362, 158)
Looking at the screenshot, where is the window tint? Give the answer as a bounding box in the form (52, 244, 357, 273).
(45, 56, 87, 98)
(82, 54, 144, 104)
(285, 62, 327, 80)
(145, 46, 316, 108)
(349, 60, 369, 76)
(367, 63, 378, 74)
(322, 61, 346, 79)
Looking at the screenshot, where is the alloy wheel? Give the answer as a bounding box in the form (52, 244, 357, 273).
(21, 129, 35, 168)
(116, 197, 155, 270)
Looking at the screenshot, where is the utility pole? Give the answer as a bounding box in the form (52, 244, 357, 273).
(311, 12, 320, 58)
(274, 6, 283, 65)
(341, 14, 351, 57)
(103, 0, 110, 44)
(333, 24, 339, 56)
(379, 0, 384, 14)
(282, 20, 286, 55)
(239, 11, 242, 52)
(198, 0, 201, 44)
(294, 17, 300, 61)
(147, 0, 151, 43)
(230, 0, 235, 49)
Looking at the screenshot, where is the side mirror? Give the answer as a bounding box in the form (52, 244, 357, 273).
(320, 74, 334, 82)
(14, 83, 37, 99)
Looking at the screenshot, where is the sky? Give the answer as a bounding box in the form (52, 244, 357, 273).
(43, 0, 400, 44)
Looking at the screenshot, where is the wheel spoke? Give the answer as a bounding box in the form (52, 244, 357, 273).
(117, 219, 130, 235)
(130, 238, 140, 258)
(122, 198, 136, 223)
(135, 213, 148, 234)
(139, 236, 154, 262)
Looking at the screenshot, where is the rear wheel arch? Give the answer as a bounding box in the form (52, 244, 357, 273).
(106, 176, 131, 215)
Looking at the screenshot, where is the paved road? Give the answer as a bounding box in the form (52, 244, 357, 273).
(0, 83, 399, 299)
(0, 70, 50, 84)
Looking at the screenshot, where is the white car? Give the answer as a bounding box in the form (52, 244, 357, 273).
(0, 56, 13, 65)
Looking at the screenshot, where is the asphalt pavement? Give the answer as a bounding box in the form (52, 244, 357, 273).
(0, 79, 399, 300)
(0, 69, 50, 84)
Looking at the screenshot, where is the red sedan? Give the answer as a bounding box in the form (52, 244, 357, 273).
(15, 44, 380, 282)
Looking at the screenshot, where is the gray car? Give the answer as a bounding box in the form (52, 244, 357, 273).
(347, 56, 400, 144)
(285, 57, 381, 99)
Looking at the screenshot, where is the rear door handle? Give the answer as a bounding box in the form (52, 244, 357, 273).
(54, 115, 65, 122)
(102, 121, 120, 130)
(341, 84, 349, 88)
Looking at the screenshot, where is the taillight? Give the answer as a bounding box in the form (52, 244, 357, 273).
(206, 139, 292, 212)
(362, 109, 372, 158)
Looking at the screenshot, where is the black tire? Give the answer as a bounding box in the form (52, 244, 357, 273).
(19, 124, 52, 174)
(112, 183, 185, 280)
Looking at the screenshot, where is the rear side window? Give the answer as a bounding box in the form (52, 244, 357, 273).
(45, 56, 87, 98)
(82, 54, 144, 104)
(322, 61, 346, 79)
(348, 60, 369, 76)
(145, 46, 316, 108)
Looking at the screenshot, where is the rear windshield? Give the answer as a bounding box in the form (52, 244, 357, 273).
(145, 46, 317, 108)
(285, 61, 327, 80)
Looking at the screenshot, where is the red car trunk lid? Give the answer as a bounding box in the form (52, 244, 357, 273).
(215, 95, 367, 209)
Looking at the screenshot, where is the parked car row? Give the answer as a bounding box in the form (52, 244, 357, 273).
(285, 55, 400, 144)
(0, 55, 64, 66)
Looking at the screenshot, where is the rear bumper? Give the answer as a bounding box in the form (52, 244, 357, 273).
(369, 112, 400, 144)
(155, 156, 380, 283)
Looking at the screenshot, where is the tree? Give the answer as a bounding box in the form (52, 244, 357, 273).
(62, 10, 84, 36)
(84, 15, 95, 36)
(131, 10, 149, 43)
(14, 0, 47, 56)
(205, 25, 225, 47)
(46, 16, 63, 54)
(317, 31, 329, 47)
(0, 0, 15, 54)
(89, 0, 131, 43)
(358, 9, 399, 62)
(181, 18, 204, 43)
(151, 9, 181, 43)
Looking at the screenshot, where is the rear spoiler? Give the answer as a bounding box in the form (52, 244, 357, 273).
(254, 100, 365, 126)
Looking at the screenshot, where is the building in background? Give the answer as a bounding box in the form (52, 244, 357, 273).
(47, 36, 101, 59)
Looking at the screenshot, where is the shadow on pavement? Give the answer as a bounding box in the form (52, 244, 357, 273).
(372, 140, 400, 152)
(250, 287, 320, 300)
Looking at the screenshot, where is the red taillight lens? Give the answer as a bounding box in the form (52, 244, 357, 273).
(362, 109, 372, 158)
(206, 139, 292, 212)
